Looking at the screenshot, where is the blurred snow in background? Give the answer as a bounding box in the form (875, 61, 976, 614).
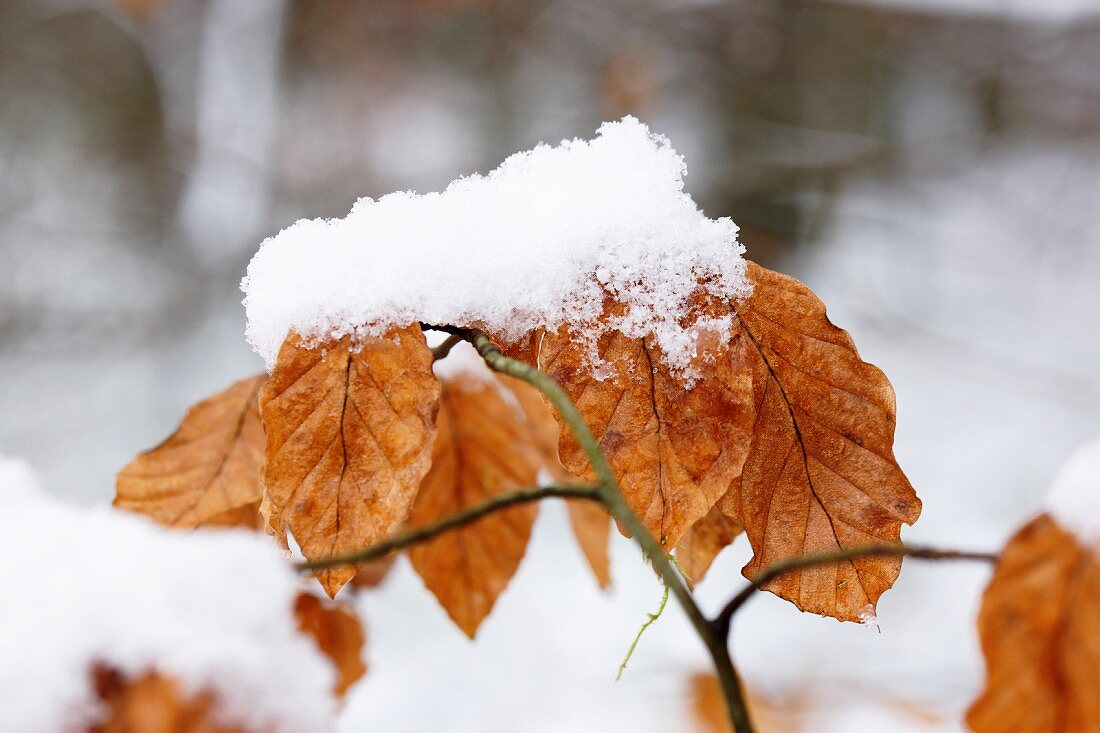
(2, 0, 1099, 731)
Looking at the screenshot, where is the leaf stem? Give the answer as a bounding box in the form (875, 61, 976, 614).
(616, 577, 670, 681)
(297, 484, 600, 570)
(711, 543, 999, 638)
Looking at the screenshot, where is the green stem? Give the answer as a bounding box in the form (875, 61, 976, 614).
(616, 578, 669, 681)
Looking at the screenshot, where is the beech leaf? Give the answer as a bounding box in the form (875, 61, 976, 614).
(260, 327, 440, 597)
(293, 592, 368, 698)
(114, 374, 266, 530)
(677, 504, 743, 589)
(967, 514, 1100, 733)
(408, 374, 543, 638)
(510, 298, 755, 550)
(719, 262, 921, 621)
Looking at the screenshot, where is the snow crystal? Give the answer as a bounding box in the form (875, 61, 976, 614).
(0, 457, 337, 733)
(1046, 439, 1100, 547)
(243, 117, 748, 376)
(858, 605, 881, 634)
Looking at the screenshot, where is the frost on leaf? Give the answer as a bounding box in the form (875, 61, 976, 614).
(407, 374, 543, 638)
(260, 327, 440, 597)
(114, 374, 266, 530)
(719, 262, 921, 622)
(293, 592, 367, 698)
(499, 371, 612, 589)
(677, 504, 743, 589)
(967, 514, 1100, 733)
(507, 295, 755, 550)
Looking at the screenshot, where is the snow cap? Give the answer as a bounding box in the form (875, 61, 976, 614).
(243, 117, 748, 376)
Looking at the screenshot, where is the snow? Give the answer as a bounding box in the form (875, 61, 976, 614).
(0, 457, 337, 733)
(1045, 439, 1100, 547)
(242, 117, 748, 376)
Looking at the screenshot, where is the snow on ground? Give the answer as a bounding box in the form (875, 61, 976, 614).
(242, 117, 747, 376)
(0, 458, 337, 733)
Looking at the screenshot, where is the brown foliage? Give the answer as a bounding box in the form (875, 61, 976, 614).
(260, 327, 440, 597)
(89, 667, 240, 733)
(566, 500, 613, 589)
(677, 505, 743, 589)
(511, 297, 755, 550)
(294, 592, 368, 698)
(719, 262, 921, 621)
(407, 374, 544, 637)
(967, 514, 1100, 733)
(114, 375, 266, 530)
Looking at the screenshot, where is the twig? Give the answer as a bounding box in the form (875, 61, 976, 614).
(711, 544, 999, 638)
(298, 484, 600, 570)
(430, 333, 463, 361)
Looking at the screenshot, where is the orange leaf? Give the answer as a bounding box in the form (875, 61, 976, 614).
(719, 262, 921, 621)
(408, 374, 543, 638)
(677, 504, 743, 589)
(294, 592, 368, 698)
(260, 328, 440, 597)
(512, 298, 755, 550)
(114, 375, 266, 530)
(498, 373, 612, 589)
(967, 514, 1100, 733)
(89, 667, 241, 733)
(566, 499, 613, 589)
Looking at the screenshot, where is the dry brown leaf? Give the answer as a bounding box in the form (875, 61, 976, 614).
(719, 262, 921, 621)
(89, 666, 241, 733)
(677, 504, 743, 589)
(294, 592, 368, 698)
(498, 373, 613, 589)
(508, 297, 755, 550)
(566, 499, 613, 589)
(967, 514, 1100, 733)
(408, 375, 543, 638)
(114, 375, 266, 531)
(689, 672, 806, 733)
(199, 502, 262, 530)
(261, 327, 440, 597)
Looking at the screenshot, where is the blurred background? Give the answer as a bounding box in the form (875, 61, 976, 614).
(2, 0, 1099, 730)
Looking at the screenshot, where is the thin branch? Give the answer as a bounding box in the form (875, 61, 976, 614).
(298, 484, 601, 571)
(431, 333, 463, 361)
(711, 544, 999, 638)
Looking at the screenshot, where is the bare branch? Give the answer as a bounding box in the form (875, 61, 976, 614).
(431, 333, 463, 361)
(711, 544, 999, 638)
(298, 484, 601, 571)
